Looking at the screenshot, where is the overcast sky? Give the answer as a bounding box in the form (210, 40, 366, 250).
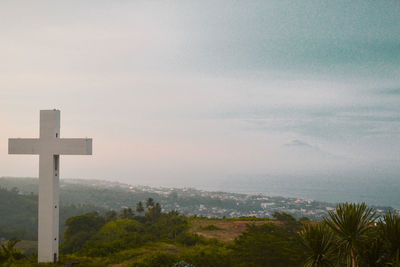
(1, 1, 399, 187)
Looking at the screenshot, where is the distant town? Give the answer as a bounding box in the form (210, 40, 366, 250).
(135, 186, 397, 220)
(63, 178, 398, 220)
(0, 177, 397, 221)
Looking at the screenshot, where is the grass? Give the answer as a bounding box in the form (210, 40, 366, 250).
(2, 218, 279, 266)
(199, 224, 222, 231)
(0, 239, 38, 256)
(16, 240, 38, 256)
(189, 218, 277, 243)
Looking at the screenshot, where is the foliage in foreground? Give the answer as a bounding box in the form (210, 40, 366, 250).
(2, 201, 400, 267)
(58, 200, 308, 266)
(300, 203, 400, 267)
(0, 238, 25, 265)
(0, 186, 104, 241)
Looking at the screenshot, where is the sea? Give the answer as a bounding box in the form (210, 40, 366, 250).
(193, 174, 400, 210)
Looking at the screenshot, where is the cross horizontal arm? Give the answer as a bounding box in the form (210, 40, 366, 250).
(53, 138, 92, 155)
(9, 138, 41, 155)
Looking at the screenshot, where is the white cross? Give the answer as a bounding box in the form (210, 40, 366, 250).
(8, 110, 92, 263)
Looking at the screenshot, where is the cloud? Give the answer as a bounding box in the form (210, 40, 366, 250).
(0, 0, 399, 185)
(284, 140, 313, 148)
(175, 0, 400, 79)
(375, 88, 400, 96)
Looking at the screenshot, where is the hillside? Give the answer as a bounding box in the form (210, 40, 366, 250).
(2, 202, 398, 267)
(1, 176, 397, 244)
(58, 208, 307, 266)
(1, 218, 278, 263)
(189, 218, 278, 242)
(0, 177, 395, 221)
(0, 186, 104, 241)
(1, 180, 399, 266)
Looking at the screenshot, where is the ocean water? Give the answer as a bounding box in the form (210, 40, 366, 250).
(206, 175, 400, 209)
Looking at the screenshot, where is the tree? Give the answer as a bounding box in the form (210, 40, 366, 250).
(273, 212, 300, 232)
(0, 238, 25, 263)
(136, 201, 145, 214)
(155, 213, 188, 239)
(324, 202, 377, 267)
(105, 210, 117, 222)
(62, 212, 105, 254)
(146, 202, 162, 223)
(146, 198, 155, 208)
(82, 219, 144, 256)
(298, 222, 336, 267)
(232, 223, 304, 266)
(168, 210, 180, 216)
(179, 245, 230, 266)
(379, 211, 400, 264)
(357, 229, 386, 267)
(119, 208, 134, 220)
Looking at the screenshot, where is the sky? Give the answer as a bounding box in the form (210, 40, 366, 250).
(1, 1, 399, 190)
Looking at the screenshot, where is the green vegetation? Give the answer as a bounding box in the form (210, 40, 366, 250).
(55, 198, 310, 266)
(199, 224, 222, 231)
(0, 238, 25, 264)
(3, 200, 397, 266)
(324, 203, 377, 267)
(1, 182, 400, 266)
(1, 177, 395, 221)
(299, 223, 336, 266)
(0, 187, 104, 241)
(300, 203, 400, 267)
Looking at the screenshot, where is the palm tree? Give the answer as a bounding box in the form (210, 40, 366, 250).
(298, 222, 336, 267)
(146, 197, 154, 208)
(357, 228, 385, 267)
(105, 210, 117, 221)
(119, 208, 134, 219)
(324, 202, 377, 267)
(146, 202, 162, 223)
(136, 201, 144, 214)
(379, 211, 400, 264)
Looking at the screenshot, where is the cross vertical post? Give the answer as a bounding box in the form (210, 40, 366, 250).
(8, 110, 92, 263)
(38, 110, 60, 263)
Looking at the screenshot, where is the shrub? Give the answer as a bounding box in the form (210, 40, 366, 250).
(199, 224, 222, 231)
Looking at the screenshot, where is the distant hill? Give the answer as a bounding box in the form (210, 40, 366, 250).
(0, 186, 104, 241)
(0, 176, 396, 242)
(0, 187, 37, 240)
(1, 177, 395, 219)
(1, 177, 400, 266)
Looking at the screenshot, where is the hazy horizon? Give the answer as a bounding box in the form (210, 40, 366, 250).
(1, 1, 399, 203)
